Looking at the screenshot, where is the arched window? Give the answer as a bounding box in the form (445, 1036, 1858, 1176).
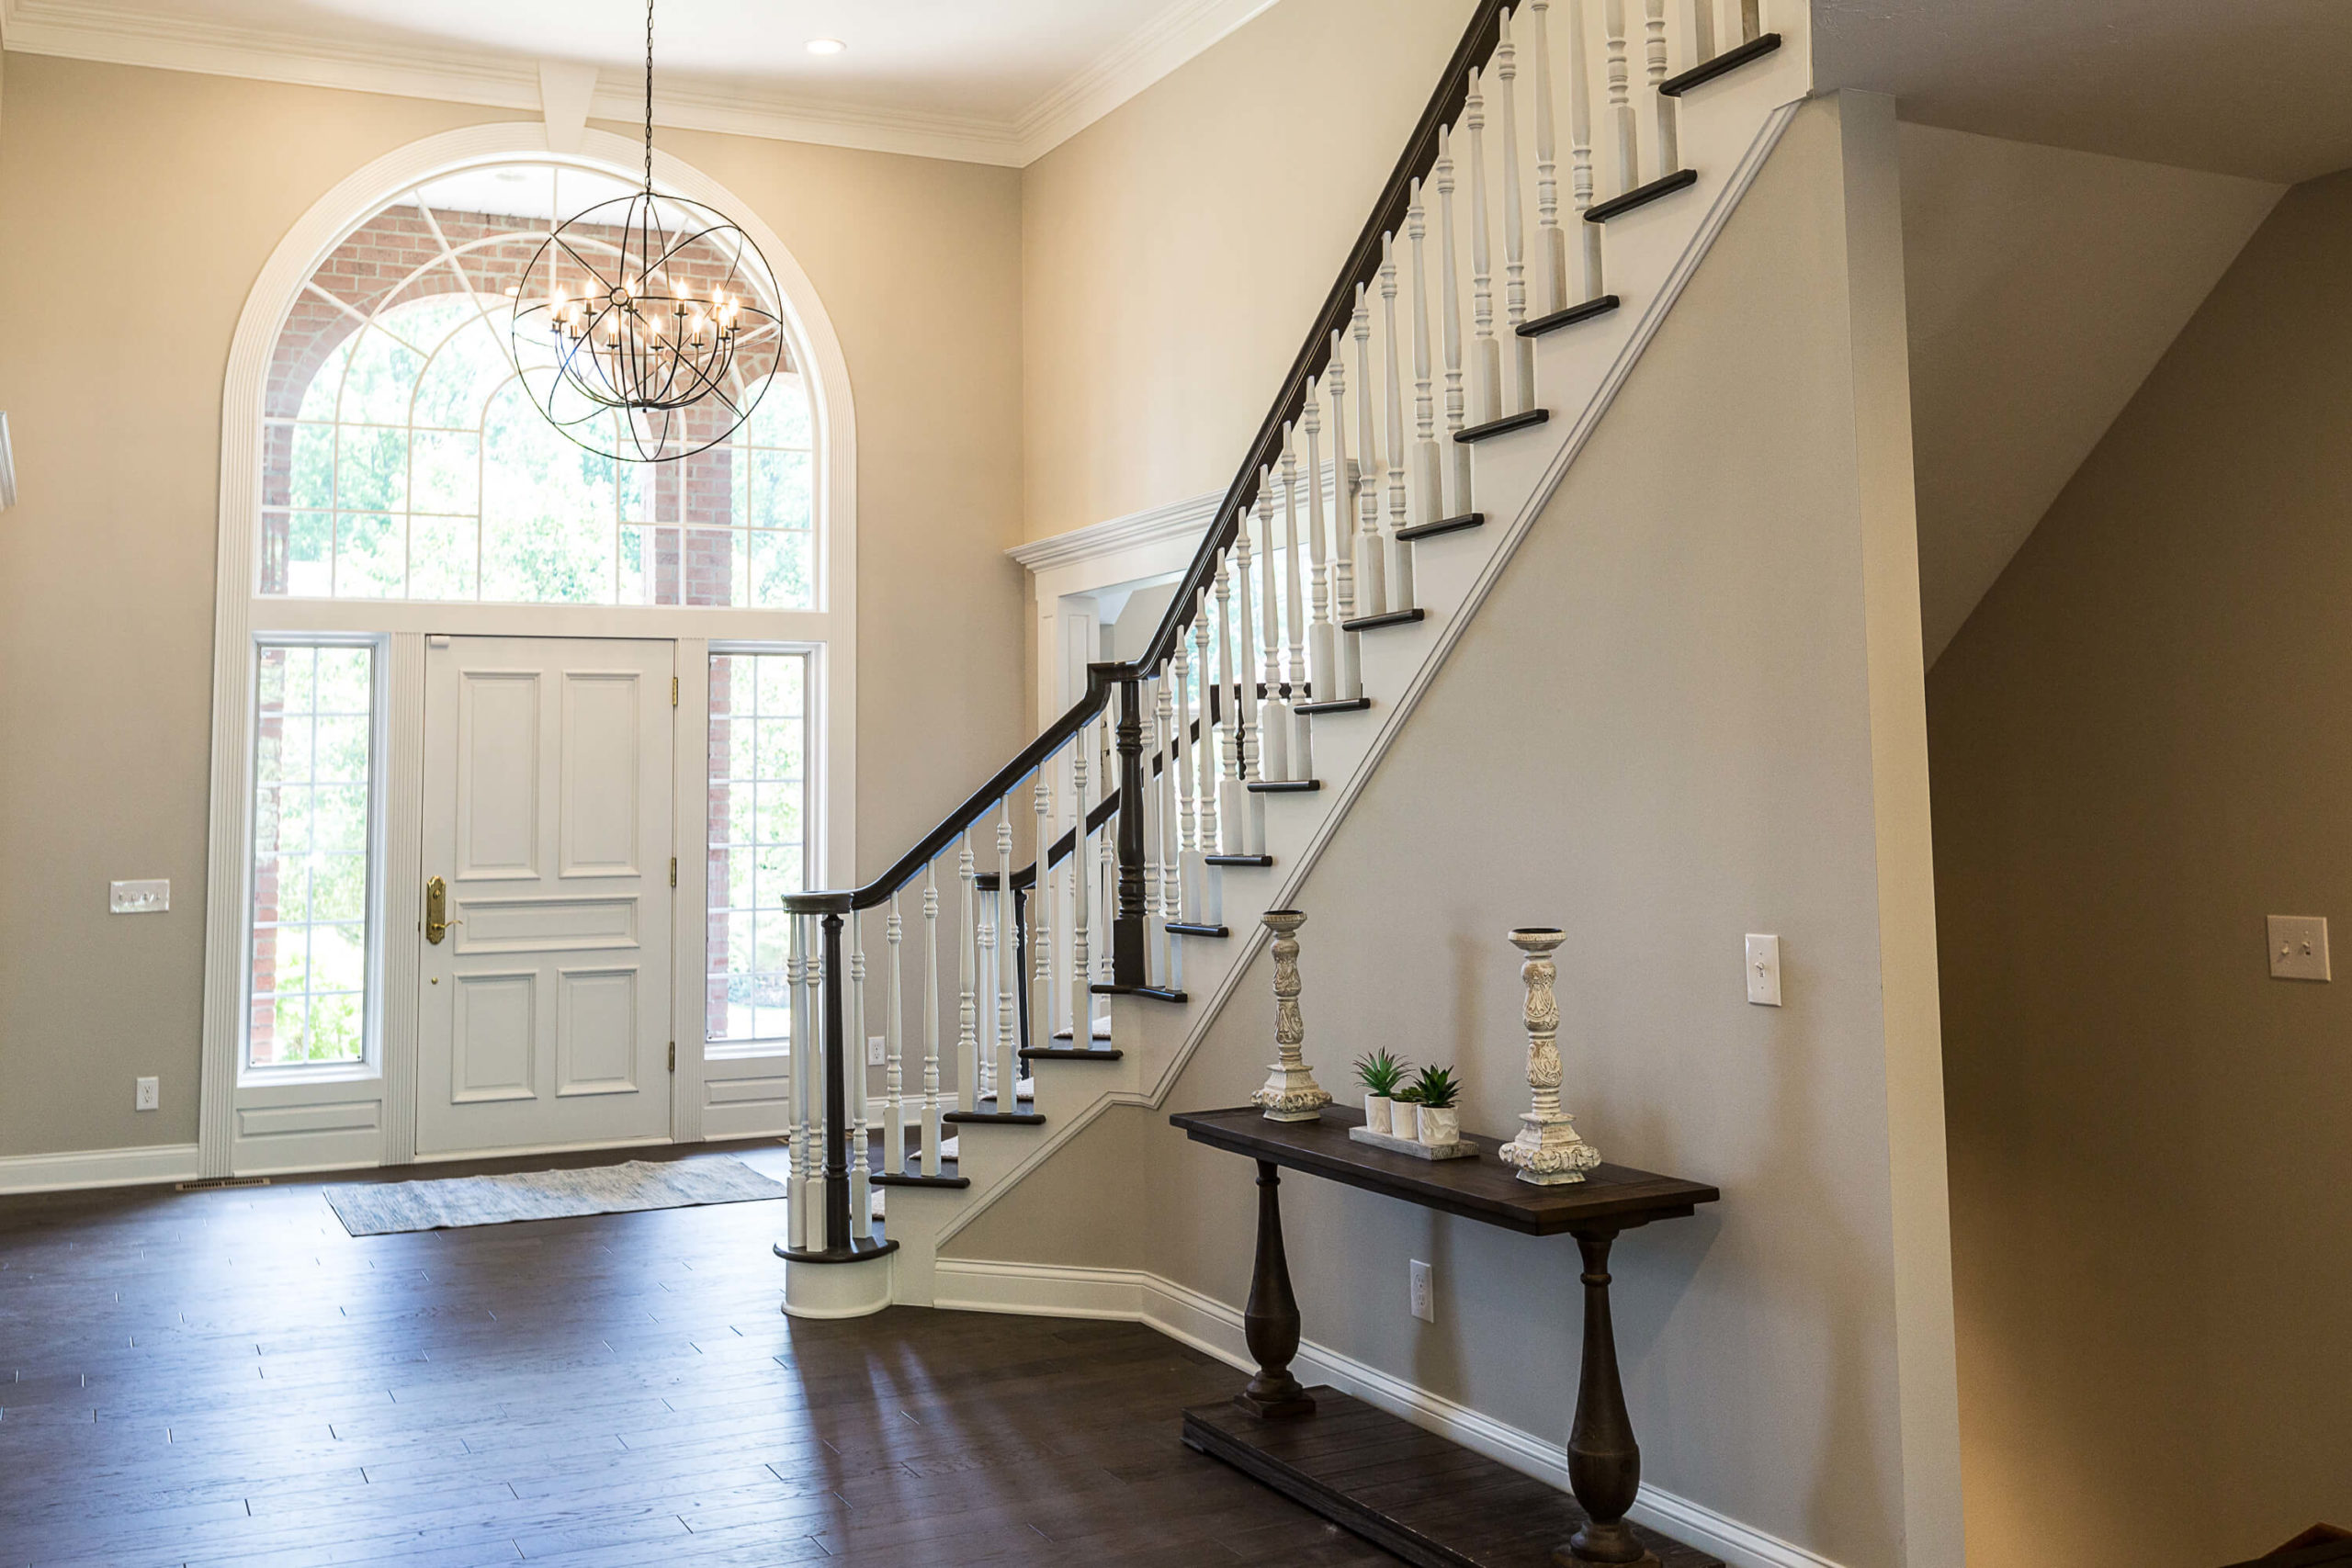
(257, 163, 816, 607)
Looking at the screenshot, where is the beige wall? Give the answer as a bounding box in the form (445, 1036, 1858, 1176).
(1928, 170, 2352, 1568)
(959, 97, 1964, 1567)
(0, 52, 1025, 1158)
(1018, 0, 1477, 542)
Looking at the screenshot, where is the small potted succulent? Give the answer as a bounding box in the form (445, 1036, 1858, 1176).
(1354, 1050, 1409, 1136)
(1410, 1065, 1462, 1147)
(1388, 1081, 1423, 1143)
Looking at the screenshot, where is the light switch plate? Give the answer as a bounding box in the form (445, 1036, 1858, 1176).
(135, 1077, 159, 1111)
(2267, 915, 2330, 981)
(867, 1033, 887, 1066)
(110, 879, 169, 914)
(1745, 934, 1782, 1006)
(1408, 1260, 1433, 1324)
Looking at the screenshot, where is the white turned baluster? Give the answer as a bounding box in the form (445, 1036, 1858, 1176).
(1569, 0, 1604, 298)
(1466, 71, 1502, 429)
(1279, 442, 1311, 783)
(1379, 233, 1413, 613)
(1408, 180, 1442, 532)
(1154, 668, 1180, 982)
(851, 926, 872, 1235)
(1138, 687, 1163, 980)
(1172, 630, 1198, 919)
(1532, 2, 1568, 315)
(1252, 480, 1288, 785)
(921, 866, 941, 1175)
(1069, 726, 1092, 1050)
(786, 911, 809, 1249)
(1351, 286, 1389, 621)
(1647, 0, 1678, 175)
(1682, 0, 1715, 69)
(1498, 11, 1536, 413)
(1214, 553, 1246, 856)
(1032, 773, 1055, 1050)
(1325, 332, 1364, 700)
(956, 834, 978, 1114)
(1190, 599, 1222, 881)
(1302, 390, 1337, 713)
(1605, 0, 1637, 195)
(1743, 0, 1760, 44)
(1233, 526, 1268, 856)
(1435, 135, 1474, 519)
(994, 807, 1017, 1113)
(974, 872, 994, 1106)
(885, 893, 904, 1177)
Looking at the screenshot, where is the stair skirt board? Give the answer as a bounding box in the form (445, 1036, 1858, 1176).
(929, 1260, 1849, 1568)
(925, 100, 1805, 1268)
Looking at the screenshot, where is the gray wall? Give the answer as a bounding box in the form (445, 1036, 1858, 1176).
(955, 96, 1963, 1568)
(1928, 168, 2352, 1567)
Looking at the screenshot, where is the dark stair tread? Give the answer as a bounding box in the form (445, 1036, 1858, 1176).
(1658, 32, 1782, 96)
(1519, 295, 1620, 338)
(1340, 607, 1424, 633)
(1020, 1046, 1125, 1062)
(1204, 853, 1275, 868)
(1295, 696, 1372, 716)
(1395, 513, 1485, 542)
(1090, 982, 1190, 1002)
(871, 1168, 970, 1190)
(1585, 167, 1698, 223)
(1455, 408, 1552, 444)
(943, 1108, 1048, 1126)
(1249, 778, 1323, 793)
(1165, 922, 1230, 938)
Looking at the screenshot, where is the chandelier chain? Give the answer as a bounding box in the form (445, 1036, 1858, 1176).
(643, 0, 656, 193)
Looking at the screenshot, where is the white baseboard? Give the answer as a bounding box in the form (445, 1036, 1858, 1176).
(0, 1143, 204, 1195)
(931, 1258, 1846, 1568)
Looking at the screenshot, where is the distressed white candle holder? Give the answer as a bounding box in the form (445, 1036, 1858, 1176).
(1496, 927, 1601, 1185)
(1252, 909, 1332, 1122)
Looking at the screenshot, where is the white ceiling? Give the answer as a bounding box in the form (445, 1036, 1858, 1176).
(1820, 0, 2352, 184)
(0, 0, 1281, 164)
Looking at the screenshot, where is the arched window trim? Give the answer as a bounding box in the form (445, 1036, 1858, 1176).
(197, 124, 858, 1180)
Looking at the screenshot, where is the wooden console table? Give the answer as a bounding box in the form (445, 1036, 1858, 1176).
(1170, 1105, 1720, 1568)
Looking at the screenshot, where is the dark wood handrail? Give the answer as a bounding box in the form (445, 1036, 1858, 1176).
(787, 0, 1509, 915)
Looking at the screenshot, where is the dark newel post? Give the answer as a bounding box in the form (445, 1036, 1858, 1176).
(1560, 1227, 1650, 1567)
(1112, 673, 1148, 987)
(1238, 1160, 1316, 1419)
(820, 912, 852, 1254)
(1012, 886, 1031, 1052)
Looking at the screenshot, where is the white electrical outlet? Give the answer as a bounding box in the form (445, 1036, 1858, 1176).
(111, 879, 170, 915)
(2268, 916, 2331, 981)
(135, 1077, 160, 1111)
(867, 1033, 887, 1066)
(1408, 1259, 1433, 1324)
(1745, 933, 1782, 1006)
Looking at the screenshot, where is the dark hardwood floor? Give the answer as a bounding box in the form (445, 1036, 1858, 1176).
(0, 1145, 1396, 1568)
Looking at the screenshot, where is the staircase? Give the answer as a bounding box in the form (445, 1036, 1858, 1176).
(775, 0, 1813, 1319)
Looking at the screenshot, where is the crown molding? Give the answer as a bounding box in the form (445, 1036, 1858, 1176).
(1012, 0, 1281, 164)
(0, 0, 1276, 168)
(1008, 489, 1220, 575)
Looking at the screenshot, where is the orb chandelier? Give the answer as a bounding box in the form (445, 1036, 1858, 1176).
(509, 0, 786, 464)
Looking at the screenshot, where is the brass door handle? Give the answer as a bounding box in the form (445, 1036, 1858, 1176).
(424, 875, 462, 944)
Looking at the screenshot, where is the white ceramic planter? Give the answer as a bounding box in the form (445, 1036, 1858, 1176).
(1419, 1106, 1461, 1146)
(1390, 1102, 1419, 1142)
(1363, 1094, 1393, 1134)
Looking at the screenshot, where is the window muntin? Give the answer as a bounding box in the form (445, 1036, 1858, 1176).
(258, 162, 814, 609)
(706, 651, 809, 1052)
(249, 643, 377, 1067)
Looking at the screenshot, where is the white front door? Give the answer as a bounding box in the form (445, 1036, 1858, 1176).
(416, 636, 675, 1157)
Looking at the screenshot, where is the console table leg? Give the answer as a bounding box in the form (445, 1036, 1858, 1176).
(1557, 1227, 1655, 1567)
(1238, 1159, 1316, 1419)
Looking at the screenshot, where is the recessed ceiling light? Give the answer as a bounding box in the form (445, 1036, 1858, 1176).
(806, 37, 846, 55)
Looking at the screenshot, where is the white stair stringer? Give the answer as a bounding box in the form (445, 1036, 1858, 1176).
(887, 51, 1810, 1309)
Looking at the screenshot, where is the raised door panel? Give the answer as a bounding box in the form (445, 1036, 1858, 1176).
(560, 671, 642, 878)
(456, 671, 541, 882)
(452, 971, 537, 1103)
(557, 966, 639, 1097)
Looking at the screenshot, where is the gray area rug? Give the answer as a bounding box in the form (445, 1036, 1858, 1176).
(325, 1156, 786, 1236)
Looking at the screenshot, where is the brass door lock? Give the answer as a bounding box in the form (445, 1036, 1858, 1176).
(424, 875, 461, 944)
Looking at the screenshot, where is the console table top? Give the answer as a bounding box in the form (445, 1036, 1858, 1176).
(1170, 1105, 1719, 1235)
